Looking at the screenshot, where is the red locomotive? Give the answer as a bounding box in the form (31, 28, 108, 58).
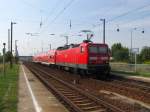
(33, 40, 111, 77)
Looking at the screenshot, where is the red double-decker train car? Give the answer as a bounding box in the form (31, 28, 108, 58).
(33, 50, 56, 65)
(33, 40, 111, 77)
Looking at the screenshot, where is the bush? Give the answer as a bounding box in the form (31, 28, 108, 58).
(144, 60, 150, 64)
(140, 47, 150, 62)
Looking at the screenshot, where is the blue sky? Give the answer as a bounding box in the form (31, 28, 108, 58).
(0, 0, 150, 55)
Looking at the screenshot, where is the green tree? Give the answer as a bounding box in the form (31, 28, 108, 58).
(140, 46, 150, 63)
(111, 43, 129, 62)
(5, 51, 12, 62)
(0, 56, 2, 63)
(0, 51, 12, 63)
(111, 43, 122, 56)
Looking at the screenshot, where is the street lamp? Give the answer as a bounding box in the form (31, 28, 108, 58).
(10, 22, 17, 68)
(100, 18, 106, 44)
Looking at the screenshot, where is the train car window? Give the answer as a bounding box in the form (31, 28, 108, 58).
(80, 46, 84, 53)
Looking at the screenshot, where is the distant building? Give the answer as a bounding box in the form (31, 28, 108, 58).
(19, 56, 32, 62)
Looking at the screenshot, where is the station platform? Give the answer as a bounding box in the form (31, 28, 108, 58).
(18, 64, 69, 112)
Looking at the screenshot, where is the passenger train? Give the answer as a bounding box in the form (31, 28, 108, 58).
(33, 40, 111, 77)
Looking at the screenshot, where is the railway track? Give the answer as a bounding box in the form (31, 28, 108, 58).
(87, 78, 150, 104)
(25, 63, 125, 112)
(33, 63, 150, 102)
(110, 74, 150, 92)
(109, 79, 150, 93)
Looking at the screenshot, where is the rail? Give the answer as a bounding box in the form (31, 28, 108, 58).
(25, 63, 125, 112)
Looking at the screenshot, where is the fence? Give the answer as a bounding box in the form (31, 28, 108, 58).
(110, 63, 150, 73)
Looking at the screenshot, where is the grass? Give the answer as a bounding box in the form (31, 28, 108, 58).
(112, 70, 150, 78)
(0, 64, 19, 112)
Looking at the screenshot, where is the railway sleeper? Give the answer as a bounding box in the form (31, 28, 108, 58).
(61, 91, 74, 94)
(66, 94, 84, 98)
(81, 105, 102, 111)
(76, 102, 96, 107)
(71, 97, 90, 103)
(57, 88, 71, 91)
(56, 86, 71, 89)
(63, 93, 78, 96)
(89, 109, 106, 112)
(74, 101, 93, 105)
(72, 99, 92, 103)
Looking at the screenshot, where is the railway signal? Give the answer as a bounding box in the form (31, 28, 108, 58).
(117, 28, 120, 32)
(116, 25, 120, 32)
(142, 28, 145, 33)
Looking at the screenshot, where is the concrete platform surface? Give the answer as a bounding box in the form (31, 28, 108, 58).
(18, 64, 69, 112)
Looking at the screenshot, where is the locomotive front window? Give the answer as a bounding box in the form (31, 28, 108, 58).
(98, 47, 108, 54)
(89, 46, 108, 54)
(89, 46, 98, 53)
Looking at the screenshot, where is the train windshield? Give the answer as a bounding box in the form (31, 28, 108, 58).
(89, 46, 108, 54)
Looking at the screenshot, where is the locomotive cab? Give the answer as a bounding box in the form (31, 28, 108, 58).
(87, 43, 111, 75)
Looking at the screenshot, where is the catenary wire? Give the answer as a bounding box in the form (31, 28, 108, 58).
(39, 0, 75, 34)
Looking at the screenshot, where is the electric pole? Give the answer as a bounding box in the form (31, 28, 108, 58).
(3, 43, 6, 76)
(66, 36, 68, 45)
(49, 44, 51, 50)
(15, 40, 18, 63)
(15, 40, 18, 56)
(8, 29, 10, 51)
(10, 22, 16, 68)
(41, 41, 43, 53)
(100, 19, 106, 44)
(64, 36, 68, 45)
